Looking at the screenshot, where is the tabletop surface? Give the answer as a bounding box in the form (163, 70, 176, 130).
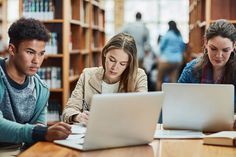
(18, 139, 236, 157)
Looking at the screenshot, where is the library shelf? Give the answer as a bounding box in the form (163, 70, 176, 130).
(44, 54, 63, 58)
(50, 88, 63, 92)
(188, 0, 236, 62)
(19, 0, 105, 123)
(0, 0, 7, 58)
(69, 75, 79, 83)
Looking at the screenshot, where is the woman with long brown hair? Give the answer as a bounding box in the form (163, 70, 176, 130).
(178, 20, 236, 129)
(63, 33, 147, 125)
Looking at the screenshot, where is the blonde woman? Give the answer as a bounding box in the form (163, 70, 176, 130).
(63, 33, 147, 125)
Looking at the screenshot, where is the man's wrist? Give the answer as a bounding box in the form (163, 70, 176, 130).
(32, 125, 48, 142)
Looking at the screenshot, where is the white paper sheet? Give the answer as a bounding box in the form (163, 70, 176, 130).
(154, 129, 205, 139)
(71, 123, 87, 134)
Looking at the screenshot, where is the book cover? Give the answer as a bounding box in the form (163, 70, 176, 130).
(203, 131, 236, 146)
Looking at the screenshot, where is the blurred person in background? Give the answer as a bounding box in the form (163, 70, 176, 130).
(143, 44, 156, 91)
(121, 12, 150, 69)
(157, 20, 185, 91)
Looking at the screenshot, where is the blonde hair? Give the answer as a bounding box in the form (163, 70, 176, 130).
(101, 33, 138, 92)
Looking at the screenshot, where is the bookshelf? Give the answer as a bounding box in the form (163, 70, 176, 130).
(19, 0, 105, 123)
(188, 0, 236, 61)
(0, 0, 7, 57)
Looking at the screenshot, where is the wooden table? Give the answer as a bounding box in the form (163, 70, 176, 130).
(18, 139, 236, 157)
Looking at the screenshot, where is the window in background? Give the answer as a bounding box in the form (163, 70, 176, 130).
(124, 0, 189, 46)
(124, 0, 159, 47)
(8, 0, 19, 22)
(158, 0, 189, 43)
(104, 0, 115, 41)
(104, 0, 189, 48)
(7, 0, 19, 42)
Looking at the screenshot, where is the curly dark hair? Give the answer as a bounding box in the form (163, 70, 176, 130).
(8, 18, 50, 48)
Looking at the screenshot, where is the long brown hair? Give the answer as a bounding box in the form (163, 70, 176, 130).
(194, 19, 236, 83)
(101, 33, 138, 92)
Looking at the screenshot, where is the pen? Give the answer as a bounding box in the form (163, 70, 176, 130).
(83, 99, 90, 111)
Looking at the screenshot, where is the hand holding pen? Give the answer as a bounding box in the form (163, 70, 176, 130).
(73, 100, 90, 126)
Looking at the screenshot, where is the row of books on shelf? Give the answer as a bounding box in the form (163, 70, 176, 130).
(93, 32, 100, 48)
(37, 67, 61, 89)
(46, 32, 58, 54)
(47, 100, 61, 122)
(23, 0, 54, 20)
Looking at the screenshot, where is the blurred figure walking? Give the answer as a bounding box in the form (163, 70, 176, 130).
(121, 12, 150, 68)
(157, 21, 185, 91)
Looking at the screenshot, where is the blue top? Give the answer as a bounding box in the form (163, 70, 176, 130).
(0, 58, 49, 144)
(178, 58, 236, 112)
(178, 59, 200, 83)
(159, 30, 185, 63)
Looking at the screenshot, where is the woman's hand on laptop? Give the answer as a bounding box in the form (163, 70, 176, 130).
(45, 122, 72, 141)
(73, 111, 90, 126)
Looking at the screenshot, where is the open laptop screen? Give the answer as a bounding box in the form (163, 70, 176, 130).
(162, 83, 234, 132)
(55, 92, 164, 151)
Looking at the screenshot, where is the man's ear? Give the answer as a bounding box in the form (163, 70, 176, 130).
(8, 43, 16, 56)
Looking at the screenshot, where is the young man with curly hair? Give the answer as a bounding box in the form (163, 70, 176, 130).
(0, 18, 71, 155)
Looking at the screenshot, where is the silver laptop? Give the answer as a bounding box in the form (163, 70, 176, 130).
(54, 92, 164, 150)
(162, 83, 234, 132)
